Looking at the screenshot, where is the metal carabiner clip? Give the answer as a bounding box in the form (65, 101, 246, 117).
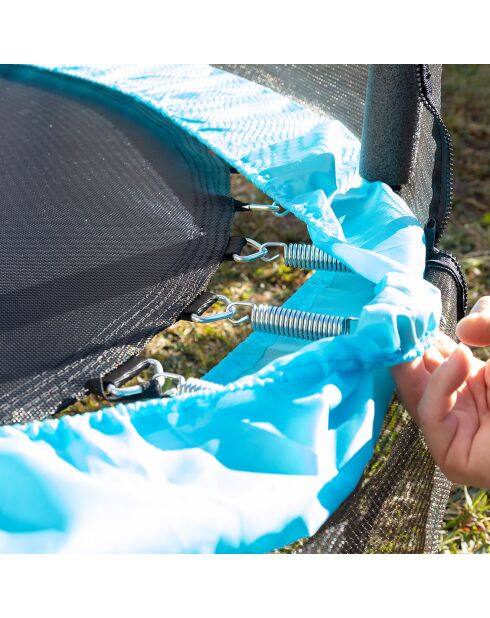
(105, 358, 166, 399)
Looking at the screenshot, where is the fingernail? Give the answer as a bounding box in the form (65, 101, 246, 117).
(470, 296, 490, 315)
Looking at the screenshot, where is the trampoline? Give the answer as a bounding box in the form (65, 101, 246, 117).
(0, 64, 466, 553)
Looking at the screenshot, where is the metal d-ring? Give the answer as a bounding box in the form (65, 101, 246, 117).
(232, 238, 270, 263)
(105, 361, 221, 400)
(233, 239, 351, 272)
(232, 239, 287, 264)
(190, 294, 237, 324)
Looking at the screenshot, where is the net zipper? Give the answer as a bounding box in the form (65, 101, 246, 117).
(416, 65, 468, 318)
(415, 64, 454, 248)
(424, 250, 468, 321)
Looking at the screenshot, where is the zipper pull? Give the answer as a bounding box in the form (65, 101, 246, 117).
(424, 217, 438, 260)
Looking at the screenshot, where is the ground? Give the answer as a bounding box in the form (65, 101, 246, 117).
(64, 65, 489, 553)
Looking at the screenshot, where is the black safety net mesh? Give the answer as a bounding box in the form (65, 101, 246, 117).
(0, 65, 234, 425)
(216, 64, 439, 227)
(218, 64, 455, 554)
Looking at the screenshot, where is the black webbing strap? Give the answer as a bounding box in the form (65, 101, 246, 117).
(178, 291, 223, 322)
(84, 290, 228, 403)
(177, 237, 247, 320)
(223, 236, 247, 260)
(232, 199, 253, 212)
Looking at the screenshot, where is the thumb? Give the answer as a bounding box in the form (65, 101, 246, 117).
(456, 296, 490, 347)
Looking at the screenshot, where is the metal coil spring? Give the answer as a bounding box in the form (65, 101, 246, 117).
(251, 304, 353, 340)
(283, 243, 351, 272)
(174, 378, 222, 396)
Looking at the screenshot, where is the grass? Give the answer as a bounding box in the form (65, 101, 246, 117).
(62, 65, 489, 553)
(440, 487, 490, 554)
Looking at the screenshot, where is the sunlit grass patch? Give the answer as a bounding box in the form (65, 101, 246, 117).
(440, 487, 490, 554)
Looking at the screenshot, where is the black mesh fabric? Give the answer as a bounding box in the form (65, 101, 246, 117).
(214, 64, 368, 139)
(218, 64, 453, 554)
(0, 66, 234, 424)
(216, 64, 440, 227)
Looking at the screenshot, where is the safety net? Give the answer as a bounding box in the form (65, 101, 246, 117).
(0, 65, 235, 425)
(0, 65, 465, 553)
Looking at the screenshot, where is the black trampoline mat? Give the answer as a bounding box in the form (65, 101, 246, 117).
(0, 65, 233, 423)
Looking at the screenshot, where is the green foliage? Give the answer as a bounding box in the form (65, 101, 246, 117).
(441, 487, 490, 554)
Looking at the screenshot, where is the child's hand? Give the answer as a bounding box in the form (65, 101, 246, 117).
(391, 296, 490, 487)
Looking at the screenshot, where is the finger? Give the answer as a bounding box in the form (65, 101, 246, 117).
(418, 343, 473, 426)
(422, 333, 458, 374)
(471, 296, 490, 313)
(433, 332, 458, 358)
(423, 345, 446, 374)
(456, 296, 490, 347)
(486, 361, 490, 411)
(390, 355, 430, 420)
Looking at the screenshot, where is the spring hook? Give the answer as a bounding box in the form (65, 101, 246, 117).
(103, 358, 222, 401)
(191, 297, 356, 341)
(151, 372, 223, 398)
(231, 239, 270, 263)
(233, 240, 351, 272)
(108, 371, 221, 400)
(270, 202, 289, 217)
(242, 202, 288, 216)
